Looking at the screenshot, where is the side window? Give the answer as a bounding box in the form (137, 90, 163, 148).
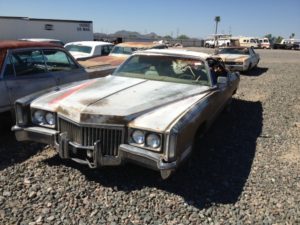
(43, 49, 78, 72)
(101, 46, 110, 55)
(108, 45, 114, 52)
(11, 50, 46, 76)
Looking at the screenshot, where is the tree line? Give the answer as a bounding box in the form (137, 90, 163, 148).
(264, 33, 295, 44)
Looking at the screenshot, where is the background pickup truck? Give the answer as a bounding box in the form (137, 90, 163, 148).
(272, 39, 300, 50)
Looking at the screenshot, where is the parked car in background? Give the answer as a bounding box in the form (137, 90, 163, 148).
(272, 39, 300, 50)
(215, 47, 260, 72)
(64, 41, 114, 60)
(230, 37, 259, 48)
(0, 40, 93, 113)
(13, 49, 239, 179)
(204, 38, 230, 48)
(19, 38, 65, 46)
(259, 38, 271, 49)
(79, 42, 167, 69)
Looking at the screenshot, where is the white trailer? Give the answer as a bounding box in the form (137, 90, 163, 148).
(0, 16, 93, 43)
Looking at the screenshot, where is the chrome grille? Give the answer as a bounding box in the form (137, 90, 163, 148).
(58, 118, 124, 156)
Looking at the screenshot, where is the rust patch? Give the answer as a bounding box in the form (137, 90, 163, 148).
(48, 80, 97, 106)
(0, 40, 61, 50)
(80, 55, 127, 68)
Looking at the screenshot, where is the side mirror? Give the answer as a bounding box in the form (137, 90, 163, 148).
(217, 76, 228, 84)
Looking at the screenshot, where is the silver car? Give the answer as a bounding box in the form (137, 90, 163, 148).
(0, 40, 88, 114)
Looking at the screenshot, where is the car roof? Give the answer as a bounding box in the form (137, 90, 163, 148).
(19, 38, 62, 42)
(116, 42, 165, 48)
(219, 46, 250, 49)
(65, 41, 113, 47)
(133, 49, 211, 60)
(0, 40, 63, 50)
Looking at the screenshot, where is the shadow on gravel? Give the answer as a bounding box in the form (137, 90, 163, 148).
(241, 67, 268, 76)
(0, 112, 42, 171)
(45, 99, 263, 209)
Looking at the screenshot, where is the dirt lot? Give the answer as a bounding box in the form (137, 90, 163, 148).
(0, 48, 299, 225)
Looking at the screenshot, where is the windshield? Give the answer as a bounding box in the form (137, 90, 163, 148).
(65, 45, 92, 54)
(217, 48, 250, 55)
(110, 46, 141, 55)
(114, 55, 211, 86)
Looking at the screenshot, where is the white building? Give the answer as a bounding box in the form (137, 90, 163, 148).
(0, 16, 93, 43)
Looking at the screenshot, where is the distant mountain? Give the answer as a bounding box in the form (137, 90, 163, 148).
(94, 30, 161, 39)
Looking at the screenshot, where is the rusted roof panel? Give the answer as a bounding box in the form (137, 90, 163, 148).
(0, 40, 62, 50)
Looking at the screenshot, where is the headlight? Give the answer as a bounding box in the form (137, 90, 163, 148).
(132, 130, 145, 144)
(33, 110, 45, 123)
(45, 112, 55, 125)
(32, 110, 56, 127)
(146, 134, 161, 148)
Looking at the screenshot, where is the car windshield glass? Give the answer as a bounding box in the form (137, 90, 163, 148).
(110, 46, 140, 55)
(114, 55, 210, 86)
(218, 48, 249, 55)
(65, 45, 92, 54)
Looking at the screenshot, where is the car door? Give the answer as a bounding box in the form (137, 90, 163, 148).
(4, 49, 57, 105)
(249, 47, 259, 66)
(203, 59, 231, 122)
(43, 49, 88, 85)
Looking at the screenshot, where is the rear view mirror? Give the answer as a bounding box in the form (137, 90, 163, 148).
(217, 76, 228, 84)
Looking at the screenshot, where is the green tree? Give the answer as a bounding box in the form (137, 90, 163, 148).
(289, 33, 295, 39)
(264, 34, 276, 44)
(177, 34, 190, 40)
(214, 16, 221, 45)
(214, 16, 221, 35)
(275, 36, 284, 43)
(164, 35, 173, 40)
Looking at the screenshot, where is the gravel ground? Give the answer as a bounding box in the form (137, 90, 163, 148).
(0, 48, 299, 225)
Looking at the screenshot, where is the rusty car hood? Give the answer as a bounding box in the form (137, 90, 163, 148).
(31, 75, 211, 127)
(217, 54, 249, 62)
(78, 55, 127, 68)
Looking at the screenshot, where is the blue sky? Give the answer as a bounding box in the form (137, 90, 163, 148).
(1, 0, 299, 38)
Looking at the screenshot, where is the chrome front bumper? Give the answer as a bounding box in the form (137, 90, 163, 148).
(12, 125, 177, 172)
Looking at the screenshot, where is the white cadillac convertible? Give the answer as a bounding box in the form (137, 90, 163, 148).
(13, 49, 240, 179)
